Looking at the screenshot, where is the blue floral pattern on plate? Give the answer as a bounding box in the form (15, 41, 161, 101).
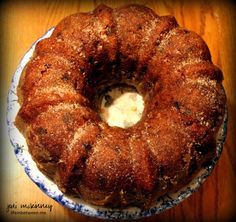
(6, 28, 228, 220)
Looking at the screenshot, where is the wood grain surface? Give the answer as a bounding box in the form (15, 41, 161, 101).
(1, 0, 236, 221)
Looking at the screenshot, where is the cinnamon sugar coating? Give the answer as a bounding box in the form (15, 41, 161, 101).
(16, 4, 226, 208)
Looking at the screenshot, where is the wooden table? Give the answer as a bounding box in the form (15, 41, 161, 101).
(1, 1, 236, 221)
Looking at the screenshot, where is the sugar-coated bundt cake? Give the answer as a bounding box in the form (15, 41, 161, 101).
(16, 4, 226, 208)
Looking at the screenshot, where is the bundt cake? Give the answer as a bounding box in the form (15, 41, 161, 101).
(15, 4, 226, 208)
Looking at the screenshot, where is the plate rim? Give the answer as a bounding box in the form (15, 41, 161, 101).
(6, 28, 228, 220)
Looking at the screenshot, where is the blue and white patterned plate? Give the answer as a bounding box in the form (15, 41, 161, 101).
(7, 28, 228, 220)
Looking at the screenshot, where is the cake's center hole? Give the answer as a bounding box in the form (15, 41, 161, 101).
(99, 85, 144, 128)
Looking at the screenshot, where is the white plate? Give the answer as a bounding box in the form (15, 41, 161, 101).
(7, 28, 228, 220)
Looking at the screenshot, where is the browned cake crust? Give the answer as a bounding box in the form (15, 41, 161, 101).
(15, 4, 226, 208)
